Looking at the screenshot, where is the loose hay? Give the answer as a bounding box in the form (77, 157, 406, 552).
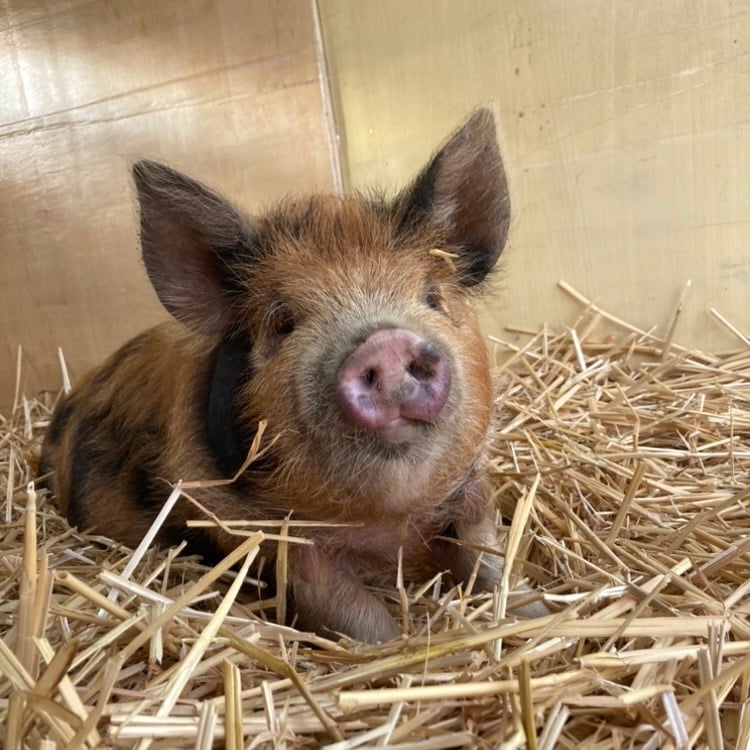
(2, 282, 750, 748)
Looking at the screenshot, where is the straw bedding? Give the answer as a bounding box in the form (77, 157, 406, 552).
(2, 281, 749, 748)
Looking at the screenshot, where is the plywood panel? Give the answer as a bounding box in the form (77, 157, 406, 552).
(0, 0, 335, 411)
(320, 0, 750, 353)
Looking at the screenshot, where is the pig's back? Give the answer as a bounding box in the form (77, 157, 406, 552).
(39, 323, 214, 547)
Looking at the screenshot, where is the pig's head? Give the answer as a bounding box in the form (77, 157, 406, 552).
(133, 109, 510, 523)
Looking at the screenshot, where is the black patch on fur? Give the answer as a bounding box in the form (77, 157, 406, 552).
(37, 395, 78, 490)
(180, 532, 228, 566)
(441, 520, 459, 539)
(205, 336, 254, 477)
(130, 439, 166, 509)
(45, 395, 76, 448)
(132, 467, 156, 508)
(68, 410, 103, 528)
(109, 417, 139, 477)
(69, 402, 167, 528)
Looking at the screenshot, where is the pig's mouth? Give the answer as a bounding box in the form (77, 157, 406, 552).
(346, 418, 432, 461)
(373, 415, 425, 444)
(364, 437, 411, 461)
(344, 416, 434, 459)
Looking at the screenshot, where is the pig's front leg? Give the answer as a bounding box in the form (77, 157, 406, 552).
(429, 466, 549, 616)
(288, 544, 400, 643)
(431, 471, 506, 590)
(439, 512, 506, 591)
(435, 505, 550, 617)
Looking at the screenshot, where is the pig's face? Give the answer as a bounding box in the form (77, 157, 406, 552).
(133, 109, 510, 522)
(236, 199, 494, 518)
(40, 109, 528, 642)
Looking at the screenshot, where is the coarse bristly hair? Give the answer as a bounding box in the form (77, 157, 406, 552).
(39, 108, 546, 643)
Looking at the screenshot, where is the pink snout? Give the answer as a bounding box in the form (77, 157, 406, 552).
(336, 329, 451, 443)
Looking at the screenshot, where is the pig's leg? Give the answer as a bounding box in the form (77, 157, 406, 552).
(439, 512, 505, 591)
(431, 473, 506, 590)
(288, 545, 400, 643)
(437, 511, 550, 617)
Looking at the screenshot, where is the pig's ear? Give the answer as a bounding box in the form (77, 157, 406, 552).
(133, 160, 250, 336)
(397, 109, 510, 286)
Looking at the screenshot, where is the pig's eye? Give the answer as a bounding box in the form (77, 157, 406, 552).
(271, 308, 295, 337)
(425, 289, 445, 312)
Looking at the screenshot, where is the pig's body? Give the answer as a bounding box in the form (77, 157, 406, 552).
(40, 110, 534, 642)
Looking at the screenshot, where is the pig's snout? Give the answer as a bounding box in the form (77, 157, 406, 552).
(336, 329, 451, 443)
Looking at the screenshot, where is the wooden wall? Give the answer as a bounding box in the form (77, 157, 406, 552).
(319, 0, 750, 354)
(0, 0, 336, 411)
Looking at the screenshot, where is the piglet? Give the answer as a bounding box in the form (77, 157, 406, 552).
(40, 109, 540, 642)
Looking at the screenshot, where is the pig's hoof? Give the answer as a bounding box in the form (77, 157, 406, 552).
(340, 611, 401, 644)
(505, 591, 551, 618)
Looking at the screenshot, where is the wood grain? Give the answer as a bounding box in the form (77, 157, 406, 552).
(0, 0, 335, 410)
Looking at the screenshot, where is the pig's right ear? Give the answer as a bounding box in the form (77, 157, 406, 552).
(133, 160, 251, 336)
(396, 109, 511, 287)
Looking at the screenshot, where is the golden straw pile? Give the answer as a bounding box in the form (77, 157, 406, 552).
(2, 281, 750, 748)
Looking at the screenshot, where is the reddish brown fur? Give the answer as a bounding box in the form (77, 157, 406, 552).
(40, 110, 538, 642)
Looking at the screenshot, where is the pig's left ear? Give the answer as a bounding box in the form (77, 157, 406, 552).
(133, 160, 252, 337)
(396, 109, 510, 287)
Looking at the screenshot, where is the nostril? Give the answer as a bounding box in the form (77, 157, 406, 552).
(408, 344, 442, 382)
(363, 367, 377, 386)
(408, 358, 434, 382)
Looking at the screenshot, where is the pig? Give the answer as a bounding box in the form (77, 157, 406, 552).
(40, 109, 536, 642)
